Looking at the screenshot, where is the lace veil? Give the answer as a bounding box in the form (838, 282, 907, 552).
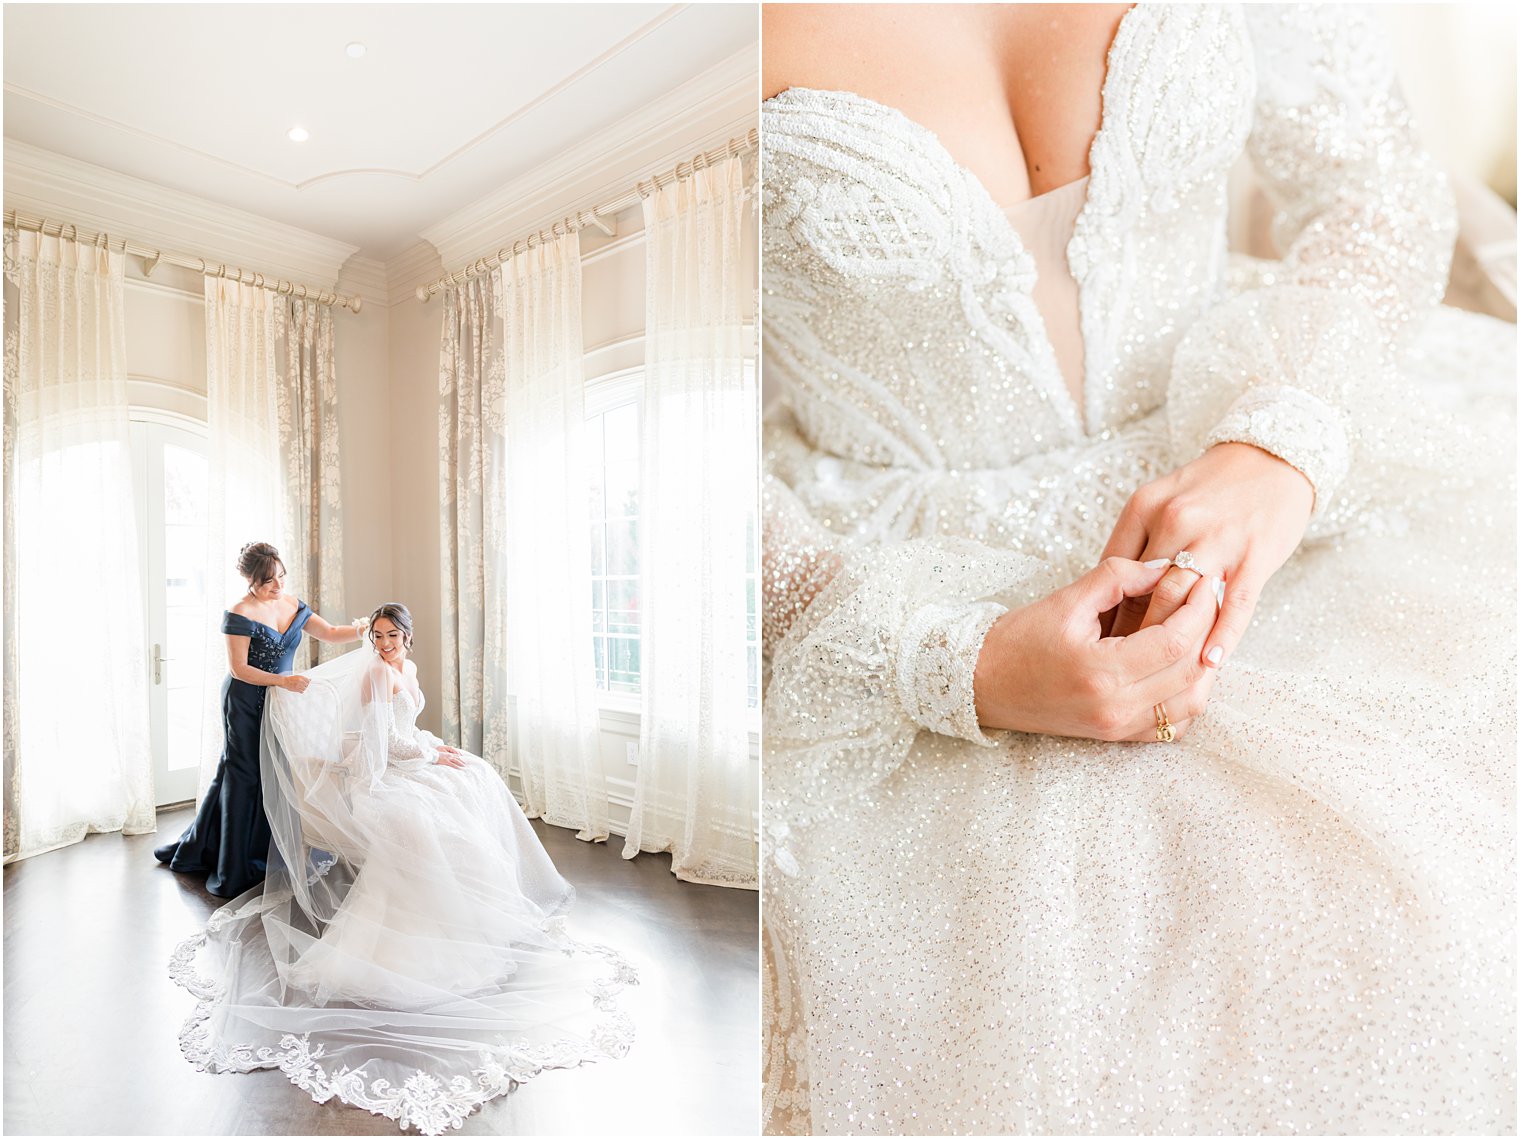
(171, 644, 635, 1135)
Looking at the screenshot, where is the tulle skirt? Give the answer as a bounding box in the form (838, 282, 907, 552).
(171, 749, 635, 1136)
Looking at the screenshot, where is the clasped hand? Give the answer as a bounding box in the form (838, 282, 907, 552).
(975, 443, 1313, 742)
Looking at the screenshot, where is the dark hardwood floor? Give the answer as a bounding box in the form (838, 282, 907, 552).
(3, 807, 758, 1136)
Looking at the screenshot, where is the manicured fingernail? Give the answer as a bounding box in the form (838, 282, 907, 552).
(1213, 578, 1226, 608)
(1205, 645, 1224, 667)
(1144, 557, 1171, 568)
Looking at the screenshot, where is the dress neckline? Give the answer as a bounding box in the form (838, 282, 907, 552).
(232, 599, 306, 638)
(762, 4, 1141, 438)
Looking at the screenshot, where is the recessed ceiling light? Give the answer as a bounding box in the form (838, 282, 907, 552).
(346, 42, 366, 58)
(288, 126, 310, 143)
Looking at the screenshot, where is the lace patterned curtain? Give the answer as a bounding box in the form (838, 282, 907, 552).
(2, 226, 155, 861)
(196, 279, 286, 797)
(621, 155, 758, 887)
(496, 234, 609, 842)
(278, 297, 345, 668)
(437, 275, 504, 760)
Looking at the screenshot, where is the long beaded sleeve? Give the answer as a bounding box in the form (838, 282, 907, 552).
(1167, 4, 1457, 529)
(763, 416, 1064, 827)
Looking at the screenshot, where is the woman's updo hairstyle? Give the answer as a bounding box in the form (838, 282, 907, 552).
(368, 602, 414, 651)
(237, 541, 284, 584)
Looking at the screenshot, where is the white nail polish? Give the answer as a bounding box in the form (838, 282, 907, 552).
(1144, 557, 1171, 569)
(1206, 645, 1224, 666)
(1214, 579, 1226, 608)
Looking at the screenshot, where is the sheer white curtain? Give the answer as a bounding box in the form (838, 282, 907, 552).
(437, 275, 506, 762)
(622, 155, 758, 887)
(497, 234, 609, 842)
(195, 278, 286, 797)
(2, 226, 155, 862)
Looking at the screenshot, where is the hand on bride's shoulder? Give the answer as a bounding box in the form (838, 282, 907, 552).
(974, 557, 1220, 742)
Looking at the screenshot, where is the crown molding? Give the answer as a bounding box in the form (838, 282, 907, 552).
(336, 255, 391, 309)
(384, 240, 445, 309)
(420, 45, 757, 271)
(3, 138, 358, 285)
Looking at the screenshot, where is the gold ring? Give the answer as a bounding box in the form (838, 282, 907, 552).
(1154, 703, 1175, 742)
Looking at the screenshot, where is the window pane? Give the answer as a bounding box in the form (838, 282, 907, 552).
(589, 522, 606, 578)
(607, 519, 638, 577)
(588, 462, 605, 522)
(590, 579, 605, 633)
(586, 389, 642, 697)
(163, 443, 207, 526)
(608, 636, 640, 694)
(605, 459, 639, 519)
(606, 577, 640, 634)
(604, 402, 639, 463)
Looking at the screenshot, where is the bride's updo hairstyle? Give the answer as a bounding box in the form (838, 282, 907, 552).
(237, 541, 284, 584)
(368, 602, 414, 652)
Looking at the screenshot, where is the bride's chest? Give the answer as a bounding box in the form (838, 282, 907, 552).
(763, 5, 1256, 461)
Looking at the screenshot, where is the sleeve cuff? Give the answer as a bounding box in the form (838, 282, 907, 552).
(1202, 383, 1350, 516)
(894, 600, 1007, 745)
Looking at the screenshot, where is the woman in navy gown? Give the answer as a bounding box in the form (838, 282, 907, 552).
(155, 541, 362, 897)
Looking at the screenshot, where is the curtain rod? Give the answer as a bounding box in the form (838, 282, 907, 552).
(3, 210, 362, 313)
(415, 127, 758, 304)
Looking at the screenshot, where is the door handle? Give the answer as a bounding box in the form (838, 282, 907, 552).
(152, 643, 175, 685)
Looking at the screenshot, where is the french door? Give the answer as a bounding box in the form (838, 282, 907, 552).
(129, 418, 210, 807)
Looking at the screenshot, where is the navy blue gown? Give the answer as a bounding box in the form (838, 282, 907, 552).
(154, 601, 312, 898)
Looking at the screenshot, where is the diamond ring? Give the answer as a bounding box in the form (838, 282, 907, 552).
(1170, 550, 1208, 576)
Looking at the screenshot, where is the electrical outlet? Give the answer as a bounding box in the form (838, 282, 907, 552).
(625, 742, 639, 766)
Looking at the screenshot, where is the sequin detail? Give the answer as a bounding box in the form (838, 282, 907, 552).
(761, 3, 1513, 1133)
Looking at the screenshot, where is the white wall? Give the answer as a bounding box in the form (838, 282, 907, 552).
(384, 246, 447, 722)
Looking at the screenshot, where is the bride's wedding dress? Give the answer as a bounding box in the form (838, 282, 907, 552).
(169, 648, 635, 1135)
(762, 5, 1514, 1133)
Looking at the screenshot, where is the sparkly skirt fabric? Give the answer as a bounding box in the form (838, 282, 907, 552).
(762, 307, 1517, 1134)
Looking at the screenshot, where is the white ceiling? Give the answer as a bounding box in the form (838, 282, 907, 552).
(3, 3, 757, 260)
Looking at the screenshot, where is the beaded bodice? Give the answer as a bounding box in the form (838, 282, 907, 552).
(222, 601, 310, 676)
(762, 6, 1254, 463)
(386, 687, 427, 763)
(762, 3, 1454, 545)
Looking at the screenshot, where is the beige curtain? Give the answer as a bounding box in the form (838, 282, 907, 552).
(278, 297, 345, 668)
(3, 225, 155, 861)
(437, 275, 506, 761)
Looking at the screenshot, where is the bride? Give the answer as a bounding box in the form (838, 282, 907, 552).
(761, 3, 1514, 1133)
(169, 603, 635, 1135)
